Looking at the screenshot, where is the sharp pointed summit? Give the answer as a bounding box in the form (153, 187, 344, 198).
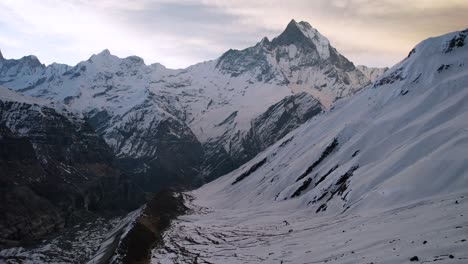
(271, 19, 331, 60)
(89, 49, 112, 60)
(99, 49, 111, 56)
(272, 19, 309, 46)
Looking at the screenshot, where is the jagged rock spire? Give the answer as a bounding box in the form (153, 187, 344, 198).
(0, 49, 4, 60)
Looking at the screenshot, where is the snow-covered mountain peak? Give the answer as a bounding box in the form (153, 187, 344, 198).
(291, 20, 330, 60)
(22, 55, 43, 66)
(88, 49, 146, 66)
(214, 20, 369, 104)
(87, 49, 122, 67)
(259, 36, 270, 46)
(0, 49, 4, 60)
(273, 19, 331, 59)
(124, 55, 145, 65)
(97, 48, 111, 57)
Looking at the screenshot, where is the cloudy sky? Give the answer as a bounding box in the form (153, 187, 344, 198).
(1, 0, 467, 69)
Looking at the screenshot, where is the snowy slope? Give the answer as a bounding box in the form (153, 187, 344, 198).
(151, 29, 468, 263)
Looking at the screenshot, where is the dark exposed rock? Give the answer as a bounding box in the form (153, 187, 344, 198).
(315, 204, 327, 213)
(291, 178, 312, 198)
(374, 67, 406, 87)
(0, 99, 144, 245)
(216, 111, 238, 127)
(315, 165, 339, 187)
(113, 191, 187, 264)
(351, 150, 360, 157)
(437, 64, 451, 73)
(232, 157, 268, 185)
(111, 116, 204, 192)
(445, 29, 467, 53)
(296, 138, 338, 182)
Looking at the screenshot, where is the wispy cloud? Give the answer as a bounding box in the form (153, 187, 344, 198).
(1, 0, 467, 68)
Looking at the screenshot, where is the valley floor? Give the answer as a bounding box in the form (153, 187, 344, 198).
(0, 209, 142, 264)
(152, 192, 468, 264)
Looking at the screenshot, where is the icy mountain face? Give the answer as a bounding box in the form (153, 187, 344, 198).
(0, 87, 143, 243)
(0, 20, 374, 186)
(152, 29, 468, 263)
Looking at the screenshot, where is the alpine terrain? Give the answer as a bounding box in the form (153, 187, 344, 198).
(149, 29, 468, 263)
(0, 20, 378, 188)
(0, 19, 467, 264)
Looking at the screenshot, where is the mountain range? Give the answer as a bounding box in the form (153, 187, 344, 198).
(150, 27, 468, 263)
(0, 19, 385, 190)
(1, 20, 466, 264)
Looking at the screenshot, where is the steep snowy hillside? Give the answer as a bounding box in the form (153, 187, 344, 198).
(0, 86, 143, 244)
(0, 20, 383, 186)
(151, 29, 468, 263)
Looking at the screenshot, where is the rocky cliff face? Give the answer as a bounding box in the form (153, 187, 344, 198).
(0, 88, 143, 245)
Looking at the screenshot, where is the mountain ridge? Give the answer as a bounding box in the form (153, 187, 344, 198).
(0, 19, 387, 191)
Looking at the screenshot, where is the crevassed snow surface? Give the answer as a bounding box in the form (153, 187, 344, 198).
(151, 30, 468, 263)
